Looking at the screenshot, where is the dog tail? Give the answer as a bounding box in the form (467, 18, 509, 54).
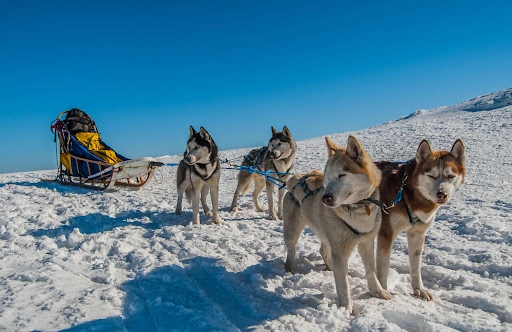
(241, 181, 252, 196)
(237, 171, 253, 195)
(185, 187, 192, 204)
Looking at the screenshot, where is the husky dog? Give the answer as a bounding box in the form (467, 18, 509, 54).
(176, 126, 223, 225)
(231, 126, 297, 220)
(283, 136, 393, 313)
(376, 139, 466, 300)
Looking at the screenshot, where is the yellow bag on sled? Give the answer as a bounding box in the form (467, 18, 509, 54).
(75, 132, 124, 165)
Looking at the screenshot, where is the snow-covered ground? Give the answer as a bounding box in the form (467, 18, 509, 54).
(1, 89, 511, 331)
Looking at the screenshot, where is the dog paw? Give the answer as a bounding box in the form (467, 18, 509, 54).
(277, 213, 283, 220)
(213, 217, 224, 225)
(230, 206, 238, 212)
(284, 262, 294, 273)
(269, 214, 279, 221)
(413, 288, 434, 301)
(205, 211, 213, 217)
(373, 288, 393, 300)
(255, 207, 265, 213)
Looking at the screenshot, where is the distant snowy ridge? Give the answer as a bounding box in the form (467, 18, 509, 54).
(399, 87, 512, 120)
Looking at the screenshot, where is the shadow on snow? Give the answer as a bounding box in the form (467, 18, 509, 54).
(27, 210, 180, 239)
(60, 256, 312, 332)
(0, 180, 99, 194)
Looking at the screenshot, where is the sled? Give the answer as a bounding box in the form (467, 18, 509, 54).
(46, 108, 163, 191)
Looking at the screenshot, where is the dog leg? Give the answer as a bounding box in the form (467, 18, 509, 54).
(231, 173, 252, 212)
(358, 239, 393, 300)
(319, 242, 333, 271)
(265, 181, 278, 220)
(176, 194, 183, 215)
(283, 197, 305, 273)
(252, 176, 266, 213)
(331, 247, 352, 313)
(407, 229, 433, 301)
(376, 229, 395, 290)
(209, 183, 224, 224)
(191, 184, 203, 225)
(277, 187, 286, 219)
(201, 184, 212, 217)
(175, 180, 189, 215)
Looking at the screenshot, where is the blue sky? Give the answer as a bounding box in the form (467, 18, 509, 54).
(1, 1, 511, 174)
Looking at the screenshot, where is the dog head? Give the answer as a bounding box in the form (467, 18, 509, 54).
(322, 135, 381, 208)
(184, 126, 216, 165)
(267, 126, 297, 161)
(413, 139, 466, 205)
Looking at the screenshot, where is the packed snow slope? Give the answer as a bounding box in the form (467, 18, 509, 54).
(1, 88, 511, 331)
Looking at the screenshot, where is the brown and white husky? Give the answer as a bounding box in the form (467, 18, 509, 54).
(376, 139, 466, 300)
(282, 135, 393, 313)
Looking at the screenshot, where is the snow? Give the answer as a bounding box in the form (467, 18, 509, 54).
(1, 89, 511, 331)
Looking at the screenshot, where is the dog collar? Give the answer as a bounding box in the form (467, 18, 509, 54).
(193, 160, 218, 182)
(357, 197, 387, 216)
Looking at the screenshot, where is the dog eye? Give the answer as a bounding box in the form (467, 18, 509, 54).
(194, 146, 199, 150)
(338, 174, 346, 179)
(427, 175, 436, 179)
(278, 143, 282, 146)
(447, 174, 455, 179)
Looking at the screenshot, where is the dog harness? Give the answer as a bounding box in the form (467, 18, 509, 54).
(387, 171, 422, 224)
(243, 147, 294, 189)
(403, 199, 421, 224)
(244, 147, 267, 170)
(289, 173, 323, 207)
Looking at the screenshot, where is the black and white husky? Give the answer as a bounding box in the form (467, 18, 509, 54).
(176, 126, 223, 225)
(231, 126, 297, 220)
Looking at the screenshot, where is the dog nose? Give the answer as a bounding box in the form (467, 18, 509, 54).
(185, 155, 196, 164)
(322, 194, 334, 205)
(437, 192, 447, 200)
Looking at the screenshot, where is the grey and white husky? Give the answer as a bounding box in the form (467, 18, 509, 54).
(231, 126, 297, 220)
(176, 126, 223, 225)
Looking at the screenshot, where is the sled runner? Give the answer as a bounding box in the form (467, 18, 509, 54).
(46, 108, 163, 191)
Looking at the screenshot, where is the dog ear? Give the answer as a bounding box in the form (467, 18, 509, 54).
(346, 135, 364, 164)
(282, 126, 291, 138)
(325, 136, 338, 156)
(450, 139, 465, 164)
(416, 139, 432, 162)
(189, 126, 196, 138)
(271, 126, 277, 136)
(199, 127, 210, 141)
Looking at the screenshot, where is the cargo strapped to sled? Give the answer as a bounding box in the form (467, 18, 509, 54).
(46, 109, 163, 191)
